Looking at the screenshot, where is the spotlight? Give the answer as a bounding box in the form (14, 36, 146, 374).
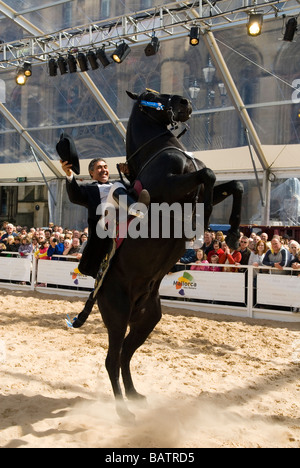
(247, 13, 263, 37)
(57, 56, 68, 74)
(283, 17, 297, 42)
(48, 58, 58, 76)
(87, 50, 99, 70)
(111, 42, 131, 64)
(67, 53, 77, 73)
(15, 68, 26, 86)
(189, 26, 200, 46)
(145, 34, 160, 56)
(96, 46, 110, 68)
(23, 62, 32, 77)
(77, 52, 89, 71)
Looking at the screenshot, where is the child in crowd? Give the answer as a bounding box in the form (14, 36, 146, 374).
(190, 249, 209, 271)
(34, 241, 50, 260)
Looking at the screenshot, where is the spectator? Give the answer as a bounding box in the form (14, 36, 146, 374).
(0, 242, 6, 256)
(47, 237, 64, 260)
(291, 250, 300, 276)
(179, 240, 197, 265)
(219, 243, 242, 272)
(0, 223, 17, 244)
(207, 240, 224, 263)
(262, 235, 291, 273)
(6, 235, 19, 254)
(190, 249, 209, 271)
(34, 241, 50, 260)
(239, 236, 251, 266)
(289, 240, 300, 264)
(201, 231, 214, 256)
(260, 232, 271, 249)
(248, 240, 268, 275)
(209, 254, 222, 272)
(18, 236, 33, 260)
(80, 233, 88, 245)
(215, 230, 225, 243)
(63, 239, 72, 256)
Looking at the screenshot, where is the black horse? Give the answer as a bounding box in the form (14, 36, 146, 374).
(93, 90, 243, 420)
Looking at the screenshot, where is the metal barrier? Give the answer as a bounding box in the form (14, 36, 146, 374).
(0, 254, 299, 322)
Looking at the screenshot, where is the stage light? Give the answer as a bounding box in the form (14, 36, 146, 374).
(145, 34, 160, 56)
(283, 17, 297, 42)
(67, 53, 77, 73)
(87, 50, 99, 70)
(23, 62, 32, 77)
(247, 13, 263, 37)
(15, 68, 26, 85)
(57, 56, 68, 74)
(111, 42, 131, 63)
(96, 46, 110, 67)
(189, 26, 200, 46)
(48, 58, 58, 76)
(77, 52, 89, 71)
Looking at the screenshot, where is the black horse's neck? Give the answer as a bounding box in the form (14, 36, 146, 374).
(126, 103, 185, 179)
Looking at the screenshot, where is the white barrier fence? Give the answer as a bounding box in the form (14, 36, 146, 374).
(0, 253, 299, 323)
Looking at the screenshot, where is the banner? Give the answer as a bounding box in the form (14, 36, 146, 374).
(160, 270, 245, 303)
(257, 273, 300, 307)
(0, 257, 31, 282)
(37, 260, 94, 289)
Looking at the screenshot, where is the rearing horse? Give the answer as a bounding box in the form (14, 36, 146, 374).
(95, 89, 243, 420)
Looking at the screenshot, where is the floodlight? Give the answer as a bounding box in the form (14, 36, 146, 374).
(23, 62, 32, 77)
(57, 56, 68, 74)
(15, 68, 26, 85)
(67, 53, 77, 73)
(145, 35, 160, 56)
(111, 42, 131, 63)
(48, 58, 58, 76)
(96, 46, 110, 67)
(283, 17, 297, 42)
(247, 13, 263, 37)
(87, 50, 99, 70)
(189, 26, 200, 46)
(77, 52, 89, 71)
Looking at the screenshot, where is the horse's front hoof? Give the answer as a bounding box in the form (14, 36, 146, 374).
(116, 401, 136, 423)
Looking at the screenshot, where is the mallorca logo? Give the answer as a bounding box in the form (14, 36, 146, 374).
(173, 271, 197, 296)
(72, 267, 81, 285)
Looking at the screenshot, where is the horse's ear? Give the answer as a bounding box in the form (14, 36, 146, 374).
(126, 90, 138, 101)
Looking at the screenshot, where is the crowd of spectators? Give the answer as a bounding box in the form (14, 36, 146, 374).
(0, 221, 88, 262)
(174, 229, 300, 276)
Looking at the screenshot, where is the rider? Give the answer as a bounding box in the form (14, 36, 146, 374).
(61, 157, 150, 277)
(60, 157, 150, 328)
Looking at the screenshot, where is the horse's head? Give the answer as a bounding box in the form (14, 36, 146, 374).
(126, 89, 192, 127)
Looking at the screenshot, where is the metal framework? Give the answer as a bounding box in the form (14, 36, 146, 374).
(0, 0, 299, 69)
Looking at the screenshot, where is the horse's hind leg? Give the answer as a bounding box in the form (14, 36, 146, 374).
(121, 292, 162, 401)
(97, 294, 134, 420)
(213, 180, 244, 248)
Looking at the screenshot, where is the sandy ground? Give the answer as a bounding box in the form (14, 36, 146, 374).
(0, 287, 299, 448)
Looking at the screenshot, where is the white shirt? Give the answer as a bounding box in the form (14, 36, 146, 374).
(67, 173, 112, 204)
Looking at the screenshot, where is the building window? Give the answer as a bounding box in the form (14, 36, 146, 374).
(101, 0, 110, 18)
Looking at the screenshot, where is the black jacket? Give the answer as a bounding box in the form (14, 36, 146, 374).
(66, 177, 112, 278)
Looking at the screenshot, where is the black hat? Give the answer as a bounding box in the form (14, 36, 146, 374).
(56, 132, 80, 175)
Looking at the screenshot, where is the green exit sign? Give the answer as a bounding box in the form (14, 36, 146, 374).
(16, 177, 27, 182)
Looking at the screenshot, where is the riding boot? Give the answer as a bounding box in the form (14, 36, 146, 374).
(112, 187, 150, 219)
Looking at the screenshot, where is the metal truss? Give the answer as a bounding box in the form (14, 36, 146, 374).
(0, 0, 299, 70)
